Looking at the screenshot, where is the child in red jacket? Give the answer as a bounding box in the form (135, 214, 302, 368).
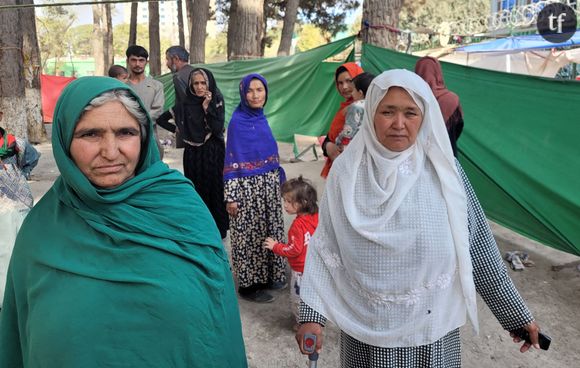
(264, 176, 318, 329)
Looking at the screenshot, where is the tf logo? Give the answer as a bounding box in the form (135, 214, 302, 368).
(537, 3, 577, 43)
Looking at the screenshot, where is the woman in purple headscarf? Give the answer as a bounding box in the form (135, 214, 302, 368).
(224, 74, 287, 303)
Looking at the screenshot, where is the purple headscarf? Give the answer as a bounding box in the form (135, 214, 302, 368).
(224, 73, 285, 181)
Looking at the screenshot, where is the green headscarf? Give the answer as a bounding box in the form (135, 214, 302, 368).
(0, 77, 247, 368)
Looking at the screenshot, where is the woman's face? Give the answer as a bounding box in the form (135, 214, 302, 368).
(246, 79, 266, 109)
(191, 73, 208, 97)
(373, 87, 423, 152)
(70, 100, 142, 189)
(336, 71, 354, 100)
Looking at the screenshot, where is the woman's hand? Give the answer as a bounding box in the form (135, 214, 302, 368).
(295, 322, 324, 355)
(325, 142, 343, 161)
(263, 237, 277, 250)
(509, 321, 541, 353)
(202, 91, 212, 111)
(226, 202, 239, 217)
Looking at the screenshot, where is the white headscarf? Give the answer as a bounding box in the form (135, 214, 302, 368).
(301, 69, 478, 348)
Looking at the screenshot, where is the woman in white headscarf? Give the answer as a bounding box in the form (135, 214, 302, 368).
(295, 70, 542, 367)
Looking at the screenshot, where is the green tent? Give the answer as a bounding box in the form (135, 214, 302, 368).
(157, 36, 356, 143)
(155, 37, 579, 256)
(361, 43, 580, 256)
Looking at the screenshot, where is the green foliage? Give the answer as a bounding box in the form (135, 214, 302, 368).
(215, 0, 360, 38)
(399, 0, 490, 50)
(112, 23, 149, 59)
(298, 0, 359, 38)
(68, 25, 94, 56)
(36, 3, 77, 70)
(206, 31, 228, 63)
(295, 24, 327, 52)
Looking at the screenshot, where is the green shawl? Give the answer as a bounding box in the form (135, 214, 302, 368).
(0, 77, 247, 368)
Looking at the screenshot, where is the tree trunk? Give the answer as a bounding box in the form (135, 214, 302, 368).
(21, 0, 47, 143)
(0, 0, 27, 139)
(92, 2, 113, 76)
(277, 0, 299, 56)
(177, 0, 185, 48)
(190, 0, 210, 63)
(185, 0, 193, 45)
(362, 0, 404, 49)
(227, 0, 264, 61)
(129, 1, 138, 46)
(259, 0, 268, 56)
(104, 4, 113, 70)
(148, 2, 161, 76)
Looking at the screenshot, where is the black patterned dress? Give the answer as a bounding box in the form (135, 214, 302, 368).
(225, 169, 287, 293)
(299, 162, 534, 368)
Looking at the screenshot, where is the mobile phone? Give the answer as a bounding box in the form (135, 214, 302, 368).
(510, 328, 552, 350)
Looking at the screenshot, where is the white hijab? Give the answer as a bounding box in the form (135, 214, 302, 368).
(301, 69, 478, 348)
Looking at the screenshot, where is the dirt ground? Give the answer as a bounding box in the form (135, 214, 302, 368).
(27, 134, 580, 368)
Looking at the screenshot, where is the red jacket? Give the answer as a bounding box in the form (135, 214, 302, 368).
(272, 213, 319, 273)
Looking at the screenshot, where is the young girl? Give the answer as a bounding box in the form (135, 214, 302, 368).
(264, 176, 318, 328)
(335, 72, 375, 149)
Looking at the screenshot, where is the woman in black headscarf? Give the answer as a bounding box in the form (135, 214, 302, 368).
(158, 68, 229, 238)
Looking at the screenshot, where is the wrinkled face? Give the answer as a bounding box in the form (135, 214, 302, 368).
(70, 101, 142, 189)
(246, 79, 266, 109)
(191, 73, 208, 97)
(127, 55, 147, 75)
(336, 71, 354, 100)
(373, 87, 423, 152)
(282, 194, 300, 215)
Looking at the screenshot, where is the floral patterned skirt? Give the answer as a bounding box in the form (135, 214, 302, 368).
(225, 169, 287, 291)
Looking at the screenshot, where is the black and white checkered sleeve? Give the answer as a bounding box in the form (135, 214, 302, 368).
(299, 300, 327, 326)
(457, 161, 535, 331)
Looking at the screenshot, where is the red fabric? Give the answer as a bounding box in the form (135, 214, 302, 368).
(0, 128, 18, 158)
(321, 62, 364, 178)
(414, 57, 461, 124)
(272, 213, 319, 273)
(40, 74, 76, 123)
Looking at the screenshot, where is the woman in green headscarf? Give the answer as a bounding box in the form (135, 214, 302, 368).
(0, 77, 247, 368)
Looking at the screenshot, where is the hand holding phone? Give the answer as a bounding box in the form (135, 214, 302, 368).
(510, 328, 552, 350)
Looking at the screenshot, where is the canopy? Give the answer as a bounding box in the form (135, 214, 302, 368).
(362, 43, 580, 256)
(456, 30, 580, 53)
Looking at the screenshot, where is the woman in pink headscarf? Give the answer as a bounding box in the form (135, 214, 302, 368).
(415, 56, 464, 156)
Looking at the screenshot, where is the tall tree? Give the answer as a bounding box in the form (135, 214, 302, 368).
(21, 0, 47, 142)
(36, 4, 75, 73)
(298, 0, 359, 41)
(190, 0, 210, 63)
(277, 0, 299, 56)
(227, 0, 265, 60)
(129, 1, 138, 46)
(362, 0, 405, 48)
(148, 1, 161, 75)
(177, 0, 185, 47)
(219, 0, 359, 51)
(0, 0, 27, 139)
(92, 1, 114, 76)
(185, 0, 193, 48)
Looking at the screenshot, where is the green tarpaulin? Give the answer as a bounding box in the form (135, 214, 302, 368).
(361, 43, 580, 256)
(157, 36, 355, 143)
(154, 38, 579, 256)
